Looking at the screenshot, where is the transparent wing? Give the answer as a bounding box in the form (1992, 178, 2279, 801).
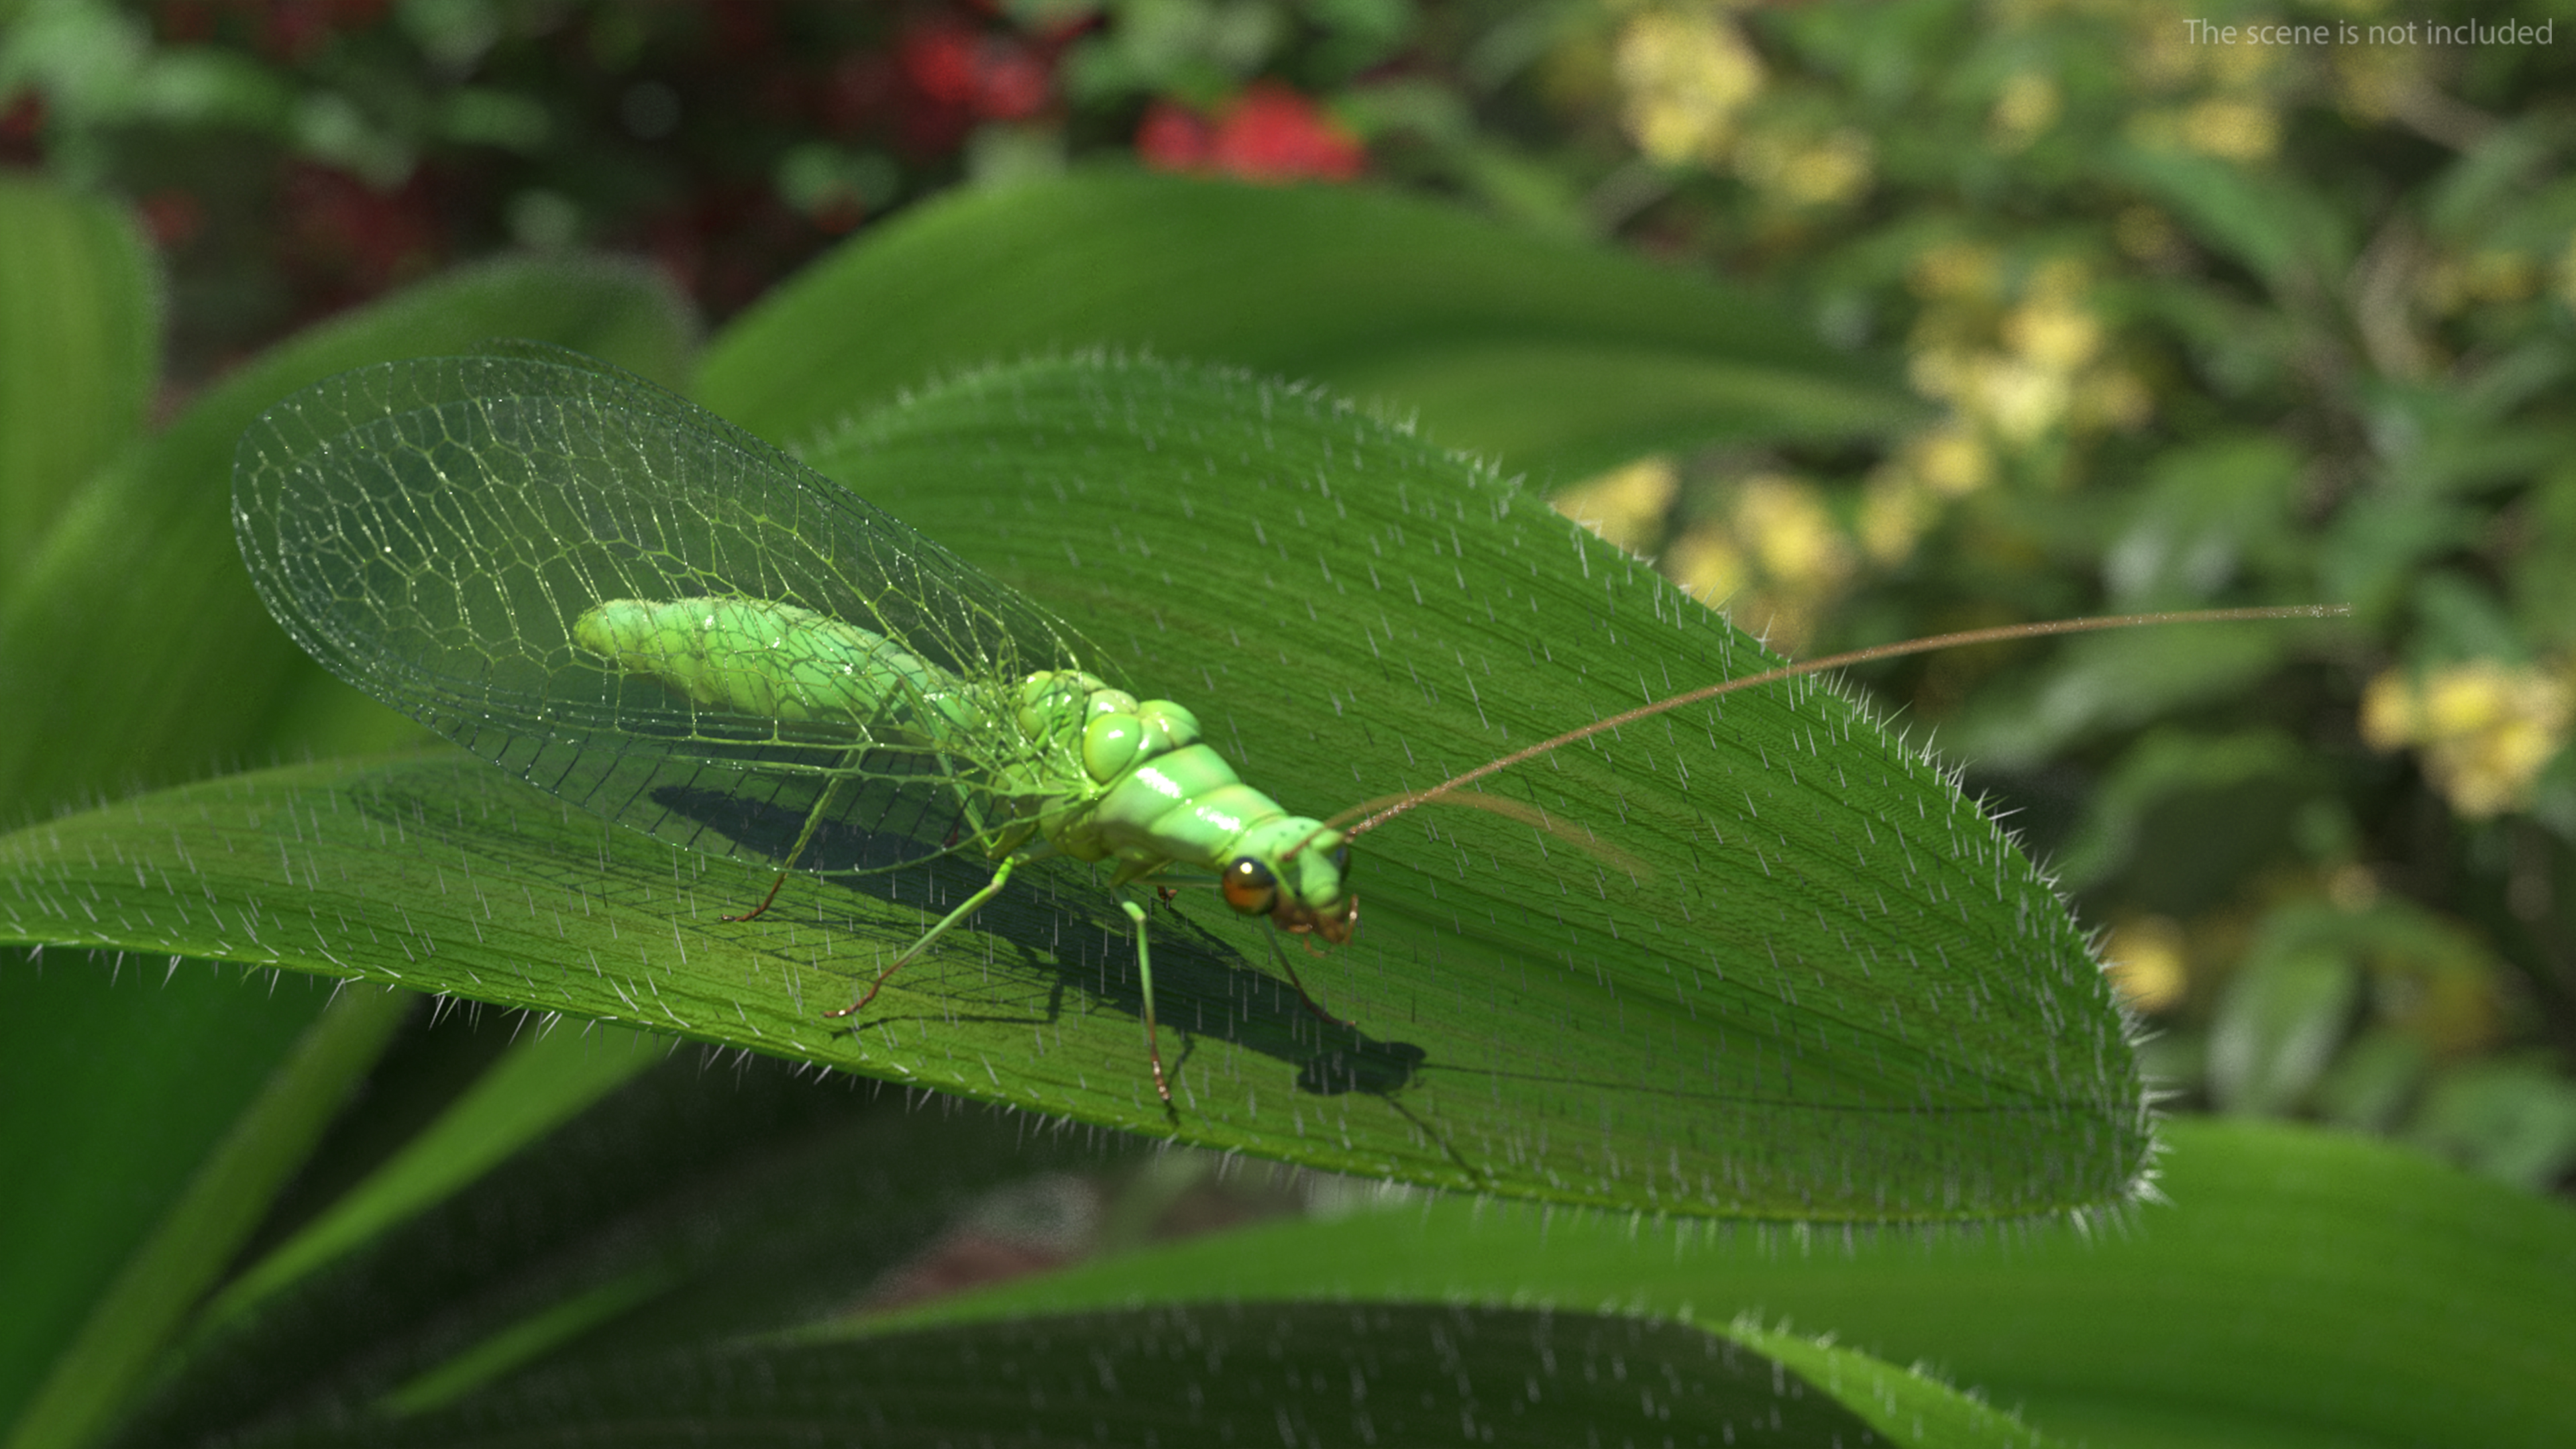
(233, 343, 1089, 873)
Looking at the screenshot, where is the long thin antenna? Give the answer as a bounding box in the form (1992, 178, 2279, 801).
(1309, 787, 1650, 875)
(1342, 604, 2349, 841)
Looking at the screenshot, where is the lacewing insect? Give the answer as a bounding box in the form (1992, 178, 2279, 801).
(235, 343, 2345, 1109)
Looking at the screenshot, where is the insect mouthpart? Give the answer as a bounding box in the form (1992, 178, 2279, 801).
(1277, 890, 1358, 945)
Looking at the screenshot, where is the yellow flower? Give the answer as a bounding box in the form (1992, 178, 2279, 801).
(1737, 126, 1874, 207)
(1989, 72, 2061, 151)
(1903, 258, 2134, 447)
(2362, 661, 2575, 817)
(2103, 916, 2189, 1013)
(1859, 469, 1935, 565)
(1906, 343, 1971, 402)
(1615, 9, 1765, 167)
(1733, 474, 1853, 593)
(2426, 250, 2540, 311)
(2180, 98, 2279, 162)
(1664, 525, 1748, 606)
(2004, 294, 2104, 372)
(1909, 242, 2000, 301)
(2358, 669, 2417, 751)
(1660, 473, 1855, 651)
(1909, 425, 1993, 498)
(1970, 356, 2072, 442)
(2207, 32, 2276, 88)
(1855, 424, 1994, 567)
(2131, 17, 2201, 90)
(1551, 456, 1678, 554)
(2333, 42, 2418, 123)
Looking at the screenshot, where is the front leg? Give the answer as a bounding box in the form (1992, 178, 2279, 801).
(1122, 895, 1177, 1114)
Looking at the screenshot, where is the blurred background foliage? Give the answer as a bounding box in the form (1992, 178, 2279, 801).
(2, 0, 2571, 1205)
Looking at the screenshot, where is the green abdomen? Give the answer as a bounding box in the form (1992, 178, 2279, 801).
(574, 596, 980, 739)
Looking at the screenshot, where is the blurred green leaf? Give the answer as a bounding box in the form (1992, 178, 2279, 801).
(2098, 435, 2303, 610)
(199, 1024, 670, 1330)
(2051, 729, 2316, 904)
(916, 1117, 2576, 1449)
(0, 255, 696, 824)
(2109, 145, 2351, 299)
(0, 961, 333, 1434)
(96, 1052, 1116, 1448)
(133, 46, 295, 133)
(2367, 368, 2575, 506)
(2410, 1060, 2576, 1192)
(1943, 619, 2322, 768)
(2422, 123, 2559, 245)
(2314, 1028, 2430, 1134)
(0, 174, 157, 570)
(2412, 568, 2530, 661)
(371, 1269, 673, 1417)
(696, 170, 1923, 482)
(5, 982, 411, 1449)
(244, 1302, 1947, 1449)
(1719, 1321, 2061, 1449)
(2207, 946, 2357, 1116)
(2518, 462, 2576, 649)
(2318, 485, 2480, 626)
(1, 353, 2146, 1220)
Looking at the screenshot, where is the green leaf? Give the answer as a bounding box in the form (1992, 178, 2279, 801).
(4, 982, 411, 1449)
(695, 170, 1921, 482)
(0, 961, 333, 1434)
(0, 175, 158, 572)
(2313, 1028, 2430, 1134)
(250, 1303, 1955, 1449)
(2421, 122, 2560, 246)
(101, 1051, 1133, 1446)
(2206, 946, 2359, 1116)
(2109, 146, 2351, 299)
(1941, 621, 2316, 769)
(1939, 435, 2332, 770)
(370, 1269, 674, 1417)
(2408, 1060, 2576, 1192)
(0, 354, 2145, 1222)
(0, 255, 696, 823)
(197, 1022, 671, 1328)
(910, 1118, 2576, 1449)
(2048, 729, 2316, 902)
(1721, 1322, 2061, 1449)
(2098, 434, 2306, 611)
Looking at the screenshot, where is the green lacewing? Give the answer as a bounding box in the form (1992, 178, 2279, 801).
(235, 341, 2342, 1110)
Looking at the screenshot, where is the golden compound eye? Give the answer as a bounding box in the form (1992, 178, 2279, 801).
(1220, 857, 1279, 915)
